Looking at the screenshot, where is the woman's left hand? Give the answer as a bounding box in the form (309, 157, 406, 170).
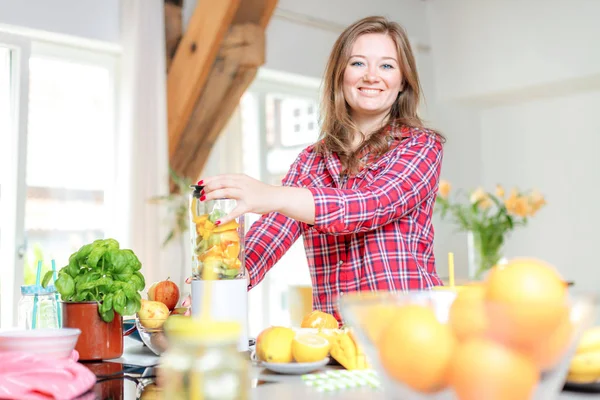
(199, 174, 280, 225)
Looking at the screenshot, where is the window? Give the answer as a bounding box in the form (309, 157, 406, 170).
(23, 49, 116, 283)
(0, 34, 118, 328)
(241, 70, 321, 334)
(0, 35, 29, 328)
(0, 48, 9, 303)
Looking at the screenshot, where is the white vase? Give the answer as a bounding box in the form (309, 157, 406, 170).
(466, 231, 479, 280)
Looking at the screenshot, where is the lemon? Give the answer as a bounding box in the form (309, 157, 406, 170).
(256, 326, 295, 363)
(292, 333, 330, 363)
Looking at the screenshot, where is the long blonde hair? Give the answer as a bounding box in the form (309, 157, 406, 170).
(316, 16, 443, 175)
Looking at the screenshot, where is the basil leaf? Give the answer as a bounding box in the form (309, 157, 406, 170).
(103, 249, 128, 274)
(100, 308, 115, 323)
(113, 290, 126, 316)
(77, 277, 113, 292)
(114, 265, 134, 282)
(121, 282, 137, 300)
(41, 271, 53, 288)
(98, 277, 114, 294)
(55, 273, 75, 300)
(102, 293, 113, 314)
(87, 245, 108, 268)
(74, 290, 90, 302)
(75, 243, 94, 263)
(120, 249, 142, 271)
(67, 259, 80, 278)
(124, 296, 140, 316)
(130, 272, 145, 292)
(102, 238, 120, 251)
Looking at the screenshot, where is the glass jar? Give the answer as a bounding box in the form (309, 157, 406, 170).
(161, 316, 250, 400)
(189, 185, 246, 281)
(18, 284, 60, 329)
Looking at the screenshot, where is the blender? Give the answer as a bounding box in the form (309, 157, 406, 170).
(188, 185, 249, 351)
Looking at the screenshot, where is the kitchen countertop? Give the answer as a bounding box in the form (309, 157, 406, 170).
(82, 337, 598, 400)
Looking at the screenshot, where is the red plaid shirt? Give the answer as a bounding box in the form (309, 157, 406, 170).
(245, 125, 444, 323)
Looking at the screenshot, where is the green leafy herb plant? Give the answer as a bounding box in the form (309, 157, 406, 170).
(42, 238, 145, 323)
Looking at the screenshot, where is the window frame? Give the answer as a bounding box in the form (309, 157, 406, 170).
(0, 32, 30, 328)
(243, 68, 321, 331)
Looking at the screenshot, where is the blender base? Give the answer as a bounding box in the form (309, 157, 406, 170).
(190, 278, 249, 352)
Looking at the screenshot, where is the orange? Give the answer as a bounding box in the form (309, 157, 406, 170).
(378, 304, 456, 393)
(223, 242, 240, 260)
(301, 310, 339, 329)
(485, 258, 568, 349)
(218, 230, 240, 245)
(519, 307, 573, 371)
(448, 284, 489, 342)
(357, 304, 399, 344)
(449, 337, 539, 400)
(213, 220, 239, 233)
(199, 246, 223, 261)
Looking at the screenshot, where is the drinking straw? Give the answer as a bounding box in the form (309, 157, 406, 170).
(200, 259, 217, 322)
(52, 259, 62, 327)
(32, 260, 42, 329)
(448, 252, 455, 288)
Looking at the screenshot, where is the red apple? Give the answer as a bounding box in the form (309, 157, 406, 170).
(147, 278, 180, 310)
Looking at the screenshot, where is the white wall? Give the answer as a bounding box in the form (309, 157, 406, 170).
(428, 0, 600, 102)
(427, 0, 600, 291)
(0, 0, 120, 43)
(480, 92, 600, 292)
(264, 0, 429, 79)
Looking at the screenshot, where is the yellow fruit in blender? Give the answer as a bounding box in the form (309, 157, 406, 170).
(213, 220, 239, 233)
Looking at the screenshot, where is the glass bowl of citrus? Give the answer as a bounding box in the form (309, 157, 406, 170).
(337, 258, 598, 400)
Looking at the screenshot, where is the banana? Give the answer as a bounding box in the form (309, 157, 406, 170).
(568, 350, 600, 376)
(576, 326, 600, 354)
(566, 372, 600, 384)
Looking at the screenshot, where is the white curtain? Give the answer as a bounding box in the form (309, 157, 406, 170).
(116, 0, 183, 294)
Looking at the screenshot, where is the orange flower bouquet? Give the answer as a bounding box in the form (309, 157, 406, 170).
(435, 181, 547, 279)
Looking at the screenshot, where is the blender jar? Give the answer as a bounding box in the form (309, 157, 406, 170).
(189, 185, 246, 281)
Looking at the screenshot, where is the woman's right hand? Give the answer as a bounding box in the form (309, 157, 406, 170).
(199, 174, 280, 225)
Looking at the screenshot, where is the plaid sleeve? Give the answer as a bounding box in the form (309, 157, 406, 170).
(244, 151, 306, 289)
(307, 135, 443, 234)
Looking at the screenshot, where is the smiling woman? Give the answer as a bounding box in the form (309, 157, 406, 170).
(199, 16, 446, 324)
(343, 33, 404, 141)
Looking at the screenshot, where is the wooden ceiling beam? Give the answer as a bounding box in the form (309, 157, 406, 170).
(166, 0, 279, 189)
(167, 0, 242, 160)
(233, 0, 278, 28)
(164, 1, 182, 71)
(171, 23, 264, 184)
